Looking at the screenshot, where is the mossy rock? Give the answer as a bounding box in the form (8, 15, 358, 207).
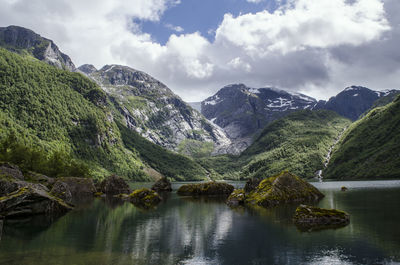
(245, 171, 324, 208)
(128, 188, 161, 209)
(98, 175, 131, 195)
(151, 177, 172, 193)
(293, 204, 350, 231)
(0, 186, 73, 218)
(226, 189, 246, 207)
(177, 182, 234, 196)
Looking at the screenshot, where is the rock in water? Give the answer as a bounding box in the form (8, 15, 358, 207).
(151, 177, 172, 192)
(0, 186, 73, 218)
(226, 189, 246, 207)
(128, 188, 161, 209)
(51, 181, 73, 203)
(99, 175, 131, 195)
(244, 178, 261, 193)
(177, 182, 234, 196)
(245, 171, 324, 208)
(57, 177, 96, 198)
(293, 204, 350, 231)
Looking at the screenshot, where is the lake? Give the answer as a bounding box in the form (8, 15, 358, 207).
(0, 180, 400, 265)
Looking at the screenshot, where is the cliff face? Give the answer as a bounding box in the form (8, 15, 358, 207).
(0, 26, 75, 71)
(83, 64, 231, 154)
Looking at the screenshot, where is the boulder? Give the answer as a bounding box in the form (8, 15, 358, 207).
(0, 162, 24, 180)
(151, 177, 172, 192)
(24, 171, 55, 188)
(57, 177, 96, 198)
(245, 171, 324, 208)
(244, 178, 261, 193)
(177, 182, 234, 196)
(98, 175, 130, 195)
(128, 188, 161, 209)
(50, 181, 73, 203)
(1, 173, 49, 197)
(226, 189, 246, 207)
(0, 186, 73, 218)
(293, 204, 350, 231)
(341, 186, 348, 192)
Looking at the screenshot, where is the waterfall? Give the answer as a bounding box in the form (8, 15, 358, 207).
(316, 127, 347, 182)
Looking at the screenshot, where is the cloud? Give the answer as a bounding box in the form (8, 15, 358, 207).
(0, 0, 397, 102)
(246, 0, 263, 3)
(165, 23, 184, 32)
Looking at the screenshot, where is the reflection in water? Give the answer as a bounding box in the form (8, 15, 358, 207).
(0, 181, 400, 264)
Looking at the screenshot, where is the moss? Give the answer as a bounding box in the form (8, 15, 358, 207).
(94, 192, 104, 197)
(245, 171, 324, 208)
(177, 182, 234, 196)
(226, 189, 246, 207)
(128, 188, 161, 209)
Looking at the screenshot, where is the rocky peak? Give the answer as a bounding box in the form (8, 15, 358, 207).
(201, 84, 317, 152)
(0, 25, 75, 71)
(77, 64, 97, 74)
(316, 86, 399, 120)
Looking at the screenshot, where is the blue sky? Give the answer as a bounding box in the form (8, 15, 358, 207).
(138, 0, 282, 44)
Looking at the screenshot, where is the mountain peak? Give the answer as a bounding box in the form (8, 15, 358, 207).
(0, 25, 75, 71)
(77, 64, 97, 74)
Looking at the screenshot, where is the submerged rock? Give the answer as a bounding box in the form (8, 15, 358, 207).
(0, 186, 73, 218)
(98, 175, 131, 195)
(341, 186, 348, 192)
(128, 188, 161, 209)
(226, 189, 246, 207)
(151, 177, 172, 192)
(177, 182, 234, 196)
(245, 171, 324, 208)
(293, 204, 350, 231)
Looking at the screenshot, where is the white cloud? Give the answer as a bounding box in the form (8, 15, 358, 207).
(246, 0, 263, 3)
(0, 0, 397, 102)
(165, 23, 184, 32)
(216, 0, 389, 55)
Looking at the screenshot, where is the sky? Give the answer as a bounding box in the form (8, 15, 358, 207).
(0, 0, 399, 102)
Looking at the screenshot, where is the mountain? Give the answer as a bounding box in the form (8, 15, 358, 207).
(0, 25, 75, 71)
(0, 47, 208, 181)
(315, 86, 399, 121)
(198, 110, 351, 179)
(80, 64, 231, 155)
(201, 84, 317, 152)
(324, 95, 400, 179)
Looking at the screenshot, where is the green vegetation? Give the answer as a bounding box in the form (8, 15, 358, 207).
(177, 182, 234, 196)
(118, 122, 207, 181)
(177, 139, 214, 158)
(0, 48, 208, 181)
(325, 95, 400, 179)
(199, 110, 351, 179)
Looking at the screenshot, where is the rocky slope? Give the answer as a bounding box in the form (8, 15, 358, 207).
(0, 25, 75, 71)
(80, 64, 231, 155)
(201, 84, 317, 152)
(324, 95, 400, 179)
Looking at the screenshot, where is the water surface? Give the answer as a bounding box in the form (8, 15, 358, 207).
(0, 180, 400, 265)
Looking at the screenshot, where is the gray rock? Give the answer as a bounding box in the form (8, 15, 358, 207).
(51, 181, 73, 203)
(98, 175, 130, 195)
(151, 177, 172, 192)
(293, 204, 350, 231)
(0, 186, 73, 218)
(0, 162, 24, 180)
(57, 177, 96, 198)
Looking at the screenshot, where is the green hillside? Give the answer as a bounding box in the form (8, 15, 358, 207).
(199, 110, 351, 179)
(325, 96, 400, 179)
(0, 48, 206, 181)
